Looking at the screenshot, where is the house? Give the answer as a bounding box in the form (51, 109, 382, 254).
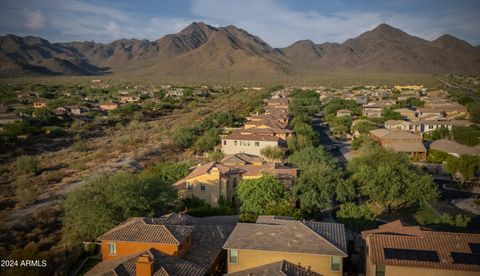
(99, 102, 119, 111)
(337, 109, 353, 117)
(226, 260, 321, 275)
(266, 98, 289, 109)
(417, 103, 468, 119)
(174, 155, 297, 206)
(33, 99, 48, 108)
(413, 120, 470, 135)
(362, 220, 480, 276)
(165, 88, 184, 98)
(430, 139, 480, 157)
(223, 216, 347, 275)
(65, 105, 89, 115)
(221, 130, 287, 156)
(362, 103, 384, 118)
(89, 213, 237, 275)
(384, 120, 412, 132)
(119, 95, 140, 103)
(369, 129, 427, 160)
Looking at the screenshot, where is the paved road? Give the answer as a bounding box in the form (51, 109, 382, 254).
(433, 178, 479, 232)
(311, 117, 349, 166)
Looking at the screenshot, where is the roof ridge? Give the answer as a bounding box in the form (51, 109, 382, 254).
(303, 221, 348, 256)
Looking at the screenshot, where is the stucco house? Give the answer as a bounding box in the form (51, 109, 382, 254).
(369, 129, 427, 160)
(362, 220, 480, 276)
(223, 216, 348, 275)
(88, 213, 237, 276)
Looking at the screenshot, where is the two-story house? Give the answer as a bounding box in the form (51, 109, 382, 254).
(223, 216, 348, 275)
(88, 213, 238, 275)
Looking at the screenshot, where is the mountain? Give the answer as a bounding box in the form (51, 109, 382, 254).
(1, 22, 480, 79)
(281, 23, 480, 74)
(0, 34, 106, 76)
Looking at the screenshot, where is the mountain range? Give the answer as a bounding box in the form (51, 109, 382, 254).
(1, 22, 480, 80)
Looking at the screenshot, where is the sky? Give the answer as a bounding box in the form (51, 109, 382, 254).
(0, 0, 479, 47)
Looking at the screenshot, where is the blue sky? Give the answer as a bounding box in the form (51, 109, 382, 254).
(0, 0, 479, 47)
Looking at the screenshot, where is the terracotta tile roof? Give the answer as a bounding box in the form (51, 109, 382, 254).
(226, 260, 322, 276)
(174, 162, 243, 186)
(383, 142, 427, 153)
(370, 128, 421, 140)
(221, 153, 266, 165)
(362, 220, 480, 272)
(97, 217, 193, 245)
(430, 139, 480, 156)
(224, 130, 283, 142)
(223, 216, 347, 256)
(85, 248, 206, 276)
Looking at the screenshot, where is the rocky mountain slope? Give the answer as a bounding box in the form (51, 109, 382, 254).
(1, 22, 479, 79)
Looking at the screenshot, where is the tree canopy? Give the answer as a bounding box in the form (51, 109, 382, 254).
(347, 147, 439, 213)
(62, 162, 188, 243)
(289, 146, 344, 214)
(236, 174, 288, 215)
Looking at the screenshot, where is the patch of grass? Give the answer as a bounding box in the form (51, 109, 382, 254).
(412, 205, 440, 225)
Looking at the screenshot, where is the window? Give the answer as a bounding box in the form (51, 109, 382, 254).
(232, 178, 237, 190)
(229, 249, 238, 264)
(234, 141, 237, 146)
(108, 242, 117, 255)
(178, 243, 183, 253)
(254, 142, 260, 147)
(375, 264, 385, 276)
(223, 140, 226, 145)
(200, 183, 206, 191)
(187, 183, 193, 190)
(331, 256, 341, 272)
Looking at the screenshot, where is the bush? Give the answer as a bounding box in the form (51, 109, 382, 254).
(15, 175, 38, 206)
(194, 128, 220, 153)
(172, 125, 199, 149)
(260, 145, 284, 161)
(15, 155, 39, 175)
(72, 140, 90, 152)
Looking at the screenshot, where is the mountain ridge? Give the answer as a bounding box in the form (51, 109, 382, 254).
(1, 22, 479, 79)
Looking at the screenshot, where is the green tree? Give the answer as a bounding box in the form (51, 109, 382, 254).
(194, 128, 220, 153)
(336, 203, 377, 232)
(236, 174, 287, 215)
(452, 126, 480, 146)
(172, 125, 199, 149)
(352, 121, 377, 135)
(289, 146, 344, 214)
(382, 107, 402, 121)
(260, 145, 285, 161)
(348, 147, 439, 213)
(444, 155, 480, 184)
(15, 155, 39, 175)
(324, 98, 361, 116)
(62, 163, 186, 243)
(433, 213, 471, 231)
(467, 102, 480, 124)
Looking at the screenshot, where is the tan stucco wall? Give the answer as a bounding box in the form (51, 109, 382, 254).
(182, 170, 241, 207)
(366, 263, 479, 276)
(221, 139, 279, 156)
(227, 249, 343, 276)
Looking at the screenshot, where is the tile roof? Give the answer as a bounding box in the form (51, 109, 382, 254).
(221, 153, 266, 165)
(97, 217, 193, 244)
(226, 260, 321, 276)
(85, 248, 206, 276)
(370, 128, 421, 140)
(362, 220, 480, 272)
(224, 130, 283, 142)
(223, 216, 347, 256)
(383, 142, 427, 153)
(430, 139, 480, 156)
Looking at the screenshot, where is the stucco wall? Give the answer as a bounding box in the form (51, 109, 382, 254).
(101, 237, 190, 261)
(221, 139, 279, 156)
(227, 248, 343, 276)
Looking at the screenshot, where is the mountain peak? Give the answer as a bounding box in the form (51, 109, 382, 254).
(179, 22, 217, 35)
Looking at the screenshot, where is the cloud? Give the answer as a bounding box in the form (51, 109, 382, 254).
(23, 9, 46, 30)
(0, 0, 479, 46)
(190, 0, 480, 46)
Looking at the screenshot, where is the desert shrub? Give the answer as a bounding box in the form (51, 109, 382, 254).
(72, 140, 90, 152)
(15, 155, 39, 175)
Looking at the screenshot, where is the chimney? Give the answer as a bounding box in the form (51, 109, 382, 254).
(136, 254, 154, 276)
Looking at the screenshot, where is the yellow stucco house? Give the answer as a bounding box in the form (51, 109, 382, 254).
(223, 216, 348, 276)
